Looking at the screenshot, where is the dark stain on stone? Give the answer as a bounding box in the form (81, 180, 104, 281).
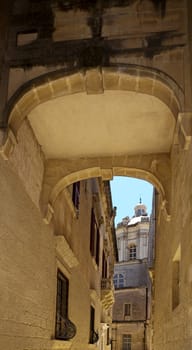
(151, 0, 166, 17)
(7, 0, 176, 68)
(9, 31, 184, 70)
(55, 0, 167, 45)
(56, 0, 137, 12)
(87, 13, 103, 38)
(80, 44, 105, 66)
(144, 31, 181, 58)
(56, 0, 166, 16)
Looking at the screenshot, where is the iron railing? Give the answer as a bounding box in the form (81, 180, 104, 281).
(101, 278, 113, 290)
(90, 330, 99, 344)
(55, 315, 76, 340)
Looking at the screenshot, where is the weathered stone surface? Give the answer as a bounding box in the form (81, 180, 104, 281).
(9, 119, 45, 208)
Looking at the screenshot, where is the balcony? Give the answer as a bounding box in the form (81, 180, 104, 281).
(55, 315, 76, 340)
(90, 330, 99, 344)
(101, 278, 114, 309)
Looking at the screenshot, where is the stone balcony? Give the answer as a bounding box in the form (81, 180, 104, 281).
(101, 278, 115, 310)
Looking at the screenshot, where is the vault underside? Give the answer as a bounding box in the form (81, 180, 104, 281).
(28, 90, 175, 159)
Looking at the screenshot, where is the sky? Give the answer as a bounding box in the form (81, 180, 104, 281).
(110, 177, 153, 225)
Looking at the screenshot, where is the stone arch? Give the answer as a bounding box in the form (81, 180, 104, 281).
(44, 165, 169, 224)
(5, 65, 182, 139)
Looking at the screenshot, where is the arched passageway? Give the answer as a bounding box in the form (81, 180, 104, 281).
(1, 66, 192, 350)
(1, 67, 181, 224)
(42, 162, 169, 223)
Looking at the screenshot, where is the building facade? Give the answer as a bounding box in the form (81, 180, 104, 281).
(0, 129, 117, 350)
(112, 203, 151, 350)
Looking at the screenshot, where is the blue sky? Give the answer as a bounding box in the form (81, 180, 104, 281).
(110, 177, 153, 225)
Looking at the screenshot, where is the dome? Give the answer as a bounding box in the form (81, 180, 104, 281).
(134, 198, 147, 217)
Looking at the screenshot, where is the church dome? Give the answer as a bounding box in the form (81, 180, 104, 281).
(134, 198, 147, 217)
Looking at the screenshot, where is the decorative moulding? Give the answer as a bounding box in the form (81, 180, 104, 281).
(175, 113, 192, 150)
(0, 128, 17, 160)
(90, 288, 100, 303)
(44, 203, 54, 224)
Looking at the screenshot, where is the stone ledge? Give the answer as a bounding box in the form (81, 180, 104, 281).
(55, 235, 79, 269)
(88, 344, 98, 349)
(51, 339, 72, 350)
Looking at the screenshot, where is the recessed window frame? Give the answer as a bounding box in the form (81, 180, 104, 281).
(172, 245, 181, 310)
(124, 303, 132, 319)
(55, 270, 69, 339)
(89, 305, 98, 344)
(113, 273, 124, 289)
(122, 334, 131, 350)
(129, 244, 137, 260)
(90, 208, 100, 266)
(55, 269, 76, 340)
(72, 181, 80, 213)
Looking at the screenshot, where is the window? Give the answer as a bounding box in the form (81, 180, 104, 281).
(113, 275, 117, 288)
(55, 270, 76, 340)
(122, 334, 131, 350)
(137, 209, 141, 216)
(129, 245, 136, 260)
(172, 245, 181, 310)
(124, 303, 131, 318)
(90, 208, 100, 265)
(89, 306, 98, 344)
(111, 340, 116, 350)
(55, 270, 69, 339)
(102, 251, 108, 278)
(172, 261, 180, 309)
(90, 306, 95, 343)
(113, 273, 124, 289)
(106, 326, 110, 345)
(72, 181, 80, 211)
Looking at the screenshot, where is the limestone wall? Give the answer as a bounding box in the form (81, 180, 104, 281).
(114, 262, 150, 288)
(0, 158, 55, 350)
(113, 288, 147, 322)
(9, 119, 45, 209)
(153, 141, 192, 350)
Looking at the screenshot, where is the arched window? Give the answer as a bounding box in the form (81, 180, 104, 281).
(113, 273, 124, 288)
(129, 245, 136, 260)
